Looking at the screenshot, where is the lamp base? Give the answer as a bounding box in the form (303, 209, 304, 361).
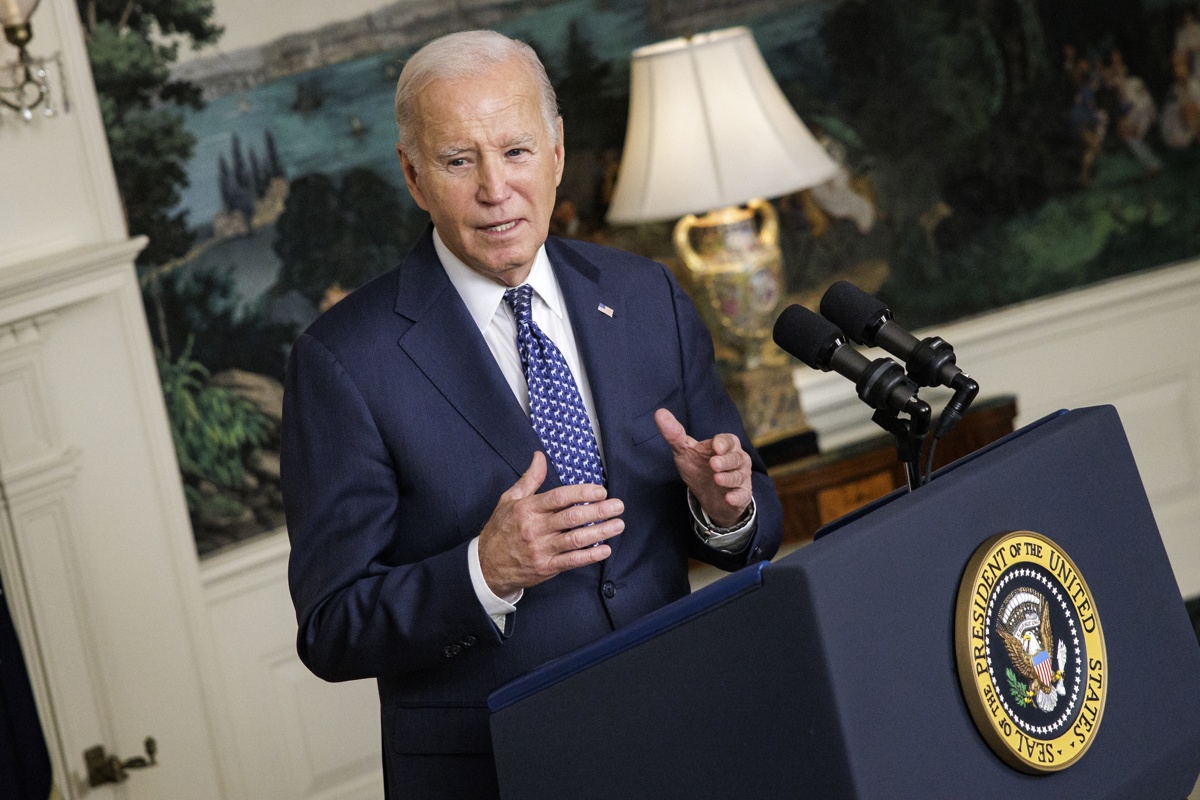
(673, 200, 787, 371)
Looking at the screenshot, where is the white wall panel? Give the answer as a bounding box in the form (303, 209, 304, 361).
(201, 534, 384, 800)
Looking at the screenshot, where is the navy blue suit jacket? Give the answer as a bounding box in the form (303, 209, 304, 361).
(281, 229, 781, 778)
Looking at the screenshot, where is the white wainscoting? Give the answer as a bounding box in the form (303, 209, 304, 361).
(198, 259, 1200, 798)
(200, 533, 385, 800)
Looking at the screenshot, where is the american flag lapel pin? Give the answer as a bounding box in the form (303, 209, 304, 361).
(597, 302, 614, 318)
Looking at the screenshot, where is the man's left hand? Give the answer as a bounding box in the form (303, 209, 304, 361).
(654, 408, 752, 528)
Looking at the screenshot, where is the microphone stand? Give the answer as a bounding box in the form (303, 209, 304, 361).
(922, 375, 980, 484)
(870, 401, 931, 492)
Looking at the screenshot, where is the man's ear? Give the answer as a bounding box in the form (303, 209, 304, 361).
(397, 144, 429, 211)
(553, 117, 565, 187)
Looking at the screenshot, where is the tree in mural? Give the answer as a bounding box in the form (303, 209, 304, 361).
(218, 130, 287, 224)
(524, 18, 629, 229)
(553, 18, 626, 153)
(273, 168, 416, 308)
(145, 268, 296, 383)
(77, 0, 223, 268)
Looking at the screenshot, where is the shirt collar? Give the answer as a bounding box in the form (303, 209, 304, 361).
(433, 228, 564, 333)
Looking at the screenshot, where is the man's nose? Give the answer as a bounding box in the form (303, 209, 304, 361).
(476, 158, 512, 204)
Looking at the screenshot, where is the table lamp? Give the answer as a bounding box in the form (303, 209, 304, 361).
(606, 26, 837, 442)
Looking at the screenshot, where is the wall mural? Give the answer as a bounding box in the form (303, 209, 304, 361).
(82, 0, 1200, 555)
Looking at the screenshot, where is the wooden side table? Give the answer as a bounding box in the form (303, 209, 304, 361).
(768, 395, 1018, 546)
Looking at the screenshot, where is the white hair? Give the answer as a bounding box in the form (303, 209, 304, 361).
(393, 30, 560, 164)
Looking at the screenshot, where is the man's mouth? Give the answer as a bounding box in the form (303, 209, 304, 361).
(483, 220, 518, 233)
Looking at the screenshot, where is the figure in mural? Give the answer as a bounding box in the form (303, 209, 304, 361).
(1175, 9, 1200, 79)
(1103, 49, 1162, 175)
(1068, 56, 1109, 185)
(280, 30, 780, 799)
(1162, 49, 1200, 149)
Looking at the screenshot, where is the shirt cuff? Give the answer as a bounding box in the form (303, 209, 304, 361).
(687, 491, 756, 552)
(468, 536, 521, 631)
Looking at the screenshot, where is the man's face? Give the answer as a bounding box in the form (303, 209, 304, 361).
(398, 57, 565, 287)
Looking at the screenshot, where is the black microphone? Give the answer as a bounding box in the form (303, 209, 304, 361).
(772, 304, 928, 419)
(820, 280, 965, 389)
(820, 281, 978, 437)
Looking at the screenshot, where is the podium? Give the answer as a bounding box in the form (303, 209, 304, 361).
(488, 406, 1200, 798)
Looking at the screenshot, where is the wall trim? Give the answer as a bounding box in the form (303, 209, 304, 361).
(200, 529, 290, 602)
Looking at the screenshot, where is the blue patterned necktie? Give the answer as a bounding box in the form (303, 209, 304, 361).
(503, 284, 606, 487)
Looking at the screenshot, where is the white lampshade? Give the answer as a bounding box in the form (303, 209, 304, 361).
(0, 0, 38, 28)
(607, 26, 838, 225)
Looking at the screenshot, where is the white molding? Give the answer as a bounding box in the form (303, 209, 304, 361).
(0, 238, 147, 325)
(199, 529, 290, 601)
(949, 258, 1200, 340)
(0, 448, 81, 504)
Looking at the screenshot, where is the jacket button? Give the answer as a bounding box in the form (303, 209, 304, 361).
(601, 580, 616, 599)
(462, 635, 477, 647)
(751, 546, 763, 560)
(443, 644, 462, 659)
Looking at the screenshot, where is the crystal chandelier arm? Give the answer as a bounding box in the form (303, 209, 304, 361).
(1, 0, 57, 121)
(0, 56, 48, 117)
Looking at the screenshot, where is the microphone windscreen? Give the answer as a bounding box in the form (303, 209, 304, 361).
(772, 304, 841, 370)
(820, 280, 888, 344)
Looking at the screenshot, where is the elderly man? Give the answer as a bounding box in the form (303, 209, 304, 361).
(281, 29, 781, 798)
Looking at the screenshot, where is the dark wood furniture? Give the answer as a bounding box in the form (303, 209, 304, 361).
(769, 395, 1018, 546)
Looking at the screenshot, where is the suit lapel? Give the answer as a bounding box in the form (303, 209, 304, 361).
(394, 230, 544, 482)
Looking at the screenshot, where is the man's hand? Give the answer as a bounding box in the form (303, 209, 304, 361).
(655, 408, 752, 528)
(478, 452, 624, 598)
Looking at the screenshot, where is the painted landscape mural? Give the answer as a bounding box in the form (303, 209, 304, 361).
(81, 0, 1200, 554)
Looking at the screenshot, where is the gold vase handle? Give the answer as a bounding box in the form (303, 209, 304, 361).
(746, 198, 779, 248)
(673, 212, 703, 274)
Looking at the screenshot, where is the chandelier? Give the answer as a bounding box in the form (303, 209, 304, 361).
(1, 0, 67, 122)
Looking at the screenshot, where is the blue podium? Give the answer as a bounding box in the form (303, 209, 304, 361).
(488, 406, 1200, 799)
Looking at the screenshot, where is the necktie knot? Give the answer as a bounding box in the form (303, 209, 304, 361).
(503, 284, 534, 326)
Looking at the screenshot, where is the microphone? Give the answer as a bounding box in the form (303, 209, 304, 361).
(772, 304, 927, 419)
(820, 280, 978, 438)
(819, 280, 964, 389)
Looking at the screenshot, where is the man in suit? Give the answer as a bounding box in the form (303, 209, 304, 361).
(281, 30, 782, 799)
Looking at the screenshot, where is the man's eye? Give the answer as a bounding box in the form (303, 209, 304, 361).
(506, 149, 527, 158)
(447, 158, 467, 167)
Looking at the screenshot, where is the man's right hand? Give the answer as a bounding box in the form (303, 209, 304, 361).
(478, 452, 624, 598)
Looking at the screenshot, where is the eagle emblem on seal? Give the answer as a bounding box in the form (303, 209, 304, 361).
(997, 589, 1068, 712)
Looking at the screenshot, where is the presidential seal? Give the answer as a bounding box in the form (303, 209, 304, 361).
(954, 531, 1107, 773)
